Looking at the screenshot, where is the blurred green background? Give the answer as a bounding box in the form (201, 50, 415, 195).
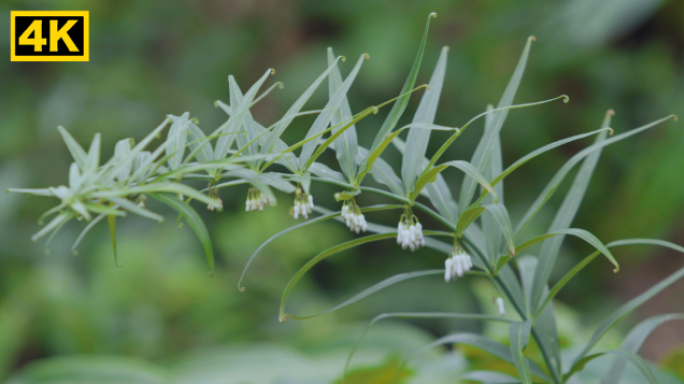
(1, 0, 684, 382)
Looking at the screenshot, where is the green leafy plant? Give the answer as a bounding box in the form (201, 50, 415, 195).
(9, 12, 681, 384)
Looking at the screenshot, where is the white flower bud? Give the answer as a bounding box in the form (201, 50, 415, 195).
(444, 258, 453, 282)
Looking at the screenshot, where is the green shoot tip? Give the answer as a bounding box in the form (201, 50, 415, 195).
(429, 12, 437, 19)
(363, 53, 370, 59)
(529, 35, 537, 42)
(191, 117, 200, 124)
(270, 68, 275, 75)
(561, 95, 570, 103)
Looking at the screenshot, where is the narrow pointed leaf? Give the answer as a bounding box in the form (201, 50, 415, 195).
(57, 126, 87, 169)
(509, 320, 533, 384)
(149, 194, 214, 274)
(402, 46, 449, 195)
(459, 36, 535, 207)
(529, 112, 612, 310)
(369, 12, 436, 154)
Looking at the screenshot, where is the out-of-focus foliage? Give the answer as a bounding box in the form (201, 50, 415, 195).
(1, 0, 683, 382)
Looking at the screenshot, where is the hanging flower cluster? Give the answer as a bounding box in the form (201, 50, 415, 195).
(396, 211, 425, 251)
(245, 187, 273, 212)
(341, 199, 367, 233)
(444, 246, 473, 282)
(291, 188, 314, 219)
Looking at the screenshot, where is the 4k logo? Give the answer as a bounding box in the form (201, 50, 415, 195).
(11, 11, 89, 62)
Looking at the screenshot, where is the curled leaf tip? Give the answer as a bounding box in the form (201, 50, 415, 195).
(213, 101, 219, 107)
(444, 46, 450, 52)
(607, 127, 614, 135)
(239, 286, 245, 292)
(561, 95, 570, 103)
(607, 109, 616, 116)
(363, 53, 370, 59)
(613, 267, 619, 273)
(191, 117, 200, 124)
(276, 82, 284, 89)
(279, 315, 287, 323)
(340, 55, 346, 62)
(429, 12, 437, 18)
(672, 114, 679, 122)
(529, 35, 537, 42)
(371, 106, 379, 115)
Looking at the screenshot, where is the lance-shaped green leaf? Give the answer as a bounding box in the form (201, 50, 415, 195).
(345, 313, 513, 380)
(309, 162, 347, 184)
(401, 333, 551, 383)
(602, 313, 684, 384)
(107, 118, 171, 182)
(92, 182, 221, 210)
(356, 146, 404, 196)
(605, 350, 659, 384)
(84, 133, 101, 176)
(537, 238, 684, 317)
(459, 36, 535, 208)
(456, 206, 485, 238)
(601, 313, 684, 384)
(284, 270, 445, 321)
(528, 111, 612, 311)
(213, 68, 273, 161)
(509, 320, 533, 384)
(107, 214, 120, 267)
(481, 107, 504, 265)
(184, 120, 214, 164)
(327, 48, 359, 183)
(31, 211, 75, 242)
(497, 228, 618, 274)
(401, 46, 448, 196)
(411, 160, 496, 203)
(149, 193, 214, 274)
(107, 197, 164, 222)
(112, 138, 133, 182)
(573, 264, 684, 367)
(225, 78, 299, 171)
(279, 233, 397, 321)
(57, 126, 87, 170)
(515, 114, 676, 238)
(482, 204, 515, 258)
(258, 58, 342, 164)
(298, 52, 366, 175)
(166, 112, 189, 170)
(475, 126, 614, 203)
(368, 12, 436, 154)
(71, 213, 107, 253)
